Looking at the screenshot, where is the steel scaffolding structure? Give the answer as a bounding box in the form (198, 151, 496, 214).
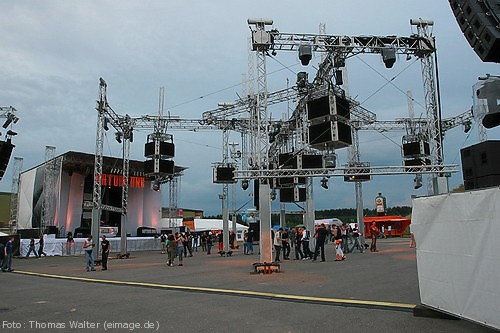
(9, 157, 23, 234)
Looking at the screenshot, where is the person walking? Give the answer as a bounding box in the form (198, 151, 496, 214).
(332, 225, 345, 261)
(160, 232, 167, 254)
(166, 234, 177, 267)
(301, 227, 312, 260)
(83, 235, 95, 271)
(281, 228, 290, 260)
(206, 232, 213, 255)
(2, 237, 15, 272)
(26, 237, 38, 258)
(100, 235, 110, 270)
(370, 222, 379, 252)
(293, 228, 304, 260)
(201, 232, 207, 252)
(246, 229, 254, 255)
(349, 224, 364, 253)
(37, 235, 47, 257)
(312, 223, 328, 262)
(66, 232, 74, 255)
(175, 233, 184, 266)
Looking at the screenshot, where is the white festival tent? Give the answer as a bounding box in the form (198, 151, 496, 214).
(190, 219, 249, 241)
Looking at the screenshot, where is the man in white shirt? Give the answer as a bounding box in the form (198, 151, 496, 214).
(273, 228, 282, 262)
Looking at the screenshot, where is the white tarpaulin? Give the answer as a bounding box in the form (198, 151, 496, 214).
(412, 187, 500, 330)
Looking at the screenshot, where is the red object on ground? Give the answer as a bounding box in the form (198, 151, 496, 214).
(363, 215, 411, 237)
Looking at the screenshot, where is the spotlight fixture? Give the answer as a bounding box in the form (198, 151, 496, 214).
(298, 44, 312, 66)
(241, 179, 249, 190)
(270, 189, 276, 200)
(381, 47, 396, 68)
(414, 174, 422, 189)
(103, 117, 109, 131)
(115, 132, 122, 143)
(463, 121, 471, 133)
(152, 179, 160, 192)
(320, 177, 329, 190)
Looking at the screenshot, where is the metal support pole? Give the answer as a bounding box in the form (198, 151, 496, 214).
(355, 181, 365, 247)
(259, 182, 272, 263)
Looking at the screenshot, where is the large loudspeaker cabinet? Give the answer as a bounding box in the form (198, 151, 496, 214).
(449, 0, 500, 63)
(144, 159, 174, 175)
(213, 166, 236, 184)
(279, 187, 306, 202)
(308, 121, 352, 149)
(0, 140, 14, 180)
(461, 140, 500, 189)
(144, 141, 175, 158)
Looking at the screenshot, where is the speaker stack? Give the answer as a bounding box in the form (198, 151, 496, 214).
(0, 140, 14, 181)
(307, 93, 352, 149)
(449, 0, 500, 63)
(461, 140, 500, 190)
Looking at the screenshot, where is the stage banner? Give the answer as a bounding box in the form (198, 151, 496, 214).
(412, 187, 500, 330)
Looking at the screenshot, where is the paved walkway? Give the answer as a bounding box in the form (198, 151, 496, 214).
(0, 238, 495, 332)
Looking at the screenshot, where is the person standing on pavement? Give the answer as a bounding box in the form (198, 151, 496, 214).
(175, 232, 185, 266)
(83, 235, 95, 271)
(37, 235, 47, 257)
(26, 237, 38, 258)
(2, 237, 15, 272)
(273, 228, 282, 262)
(101, 235, 110, 270)
(160, 232, 167, 254)
(313, 223, 328, 262)
(332, 225, 345, 261)
(370, 222, 379, 252)
(301, 227, 312, 260)
(206, 232, 213, 255)
(281, 228, 290, 260)
(166, 234, 177, 266)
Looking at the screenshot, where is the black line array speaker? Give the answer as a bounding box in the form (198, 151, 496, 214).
(144, 159, 175, 175)
(461, 140, 500, 189)
(0, 140, 14, 180)
(308, 120, 352, 149)
(403, 158, 432, 172)
(449, 0, 500, 63)
(306, 95, 350, 121)
(213, 166, 236, 184)
(402, 141, 430, 158)
(144, 141, 175, 159)
(279, 187, 306, 202)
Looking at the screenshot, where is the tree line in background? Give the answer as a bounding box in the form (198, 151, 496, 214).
(207, 206, 412, 227)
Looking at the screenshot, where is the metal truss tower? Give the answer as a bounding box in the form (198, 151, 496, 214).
(41, 146, 59, 236)
(248, 18, 274, 263)
(9, 157, 23, 234)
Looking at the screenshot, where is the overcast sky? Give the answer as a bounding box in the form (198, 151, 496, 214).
(1, 0, 499, 216)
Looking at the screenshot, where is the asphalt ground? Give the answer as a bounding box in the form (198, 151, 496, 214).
(0, 238, 496, 332)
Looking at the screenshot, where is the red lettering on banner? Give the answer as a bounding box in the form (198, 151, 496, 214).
(99, 174, 145, 189)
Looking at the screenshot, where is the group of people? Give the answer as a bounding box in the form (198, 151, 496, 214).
(82, 234, 110, 272)
(25, 235, 47, 258)
(159, 231, 225, 267)
(269, 222, 370, 263)
(0, 237, 15, 272)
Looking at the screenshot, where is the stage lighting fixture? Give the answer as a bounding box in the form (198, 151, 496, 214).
(152, 179, 160, 192)
(115, 132, 122, 143)
(298, 44, 312, 66)
(381, 47, 396, 68)
(270, 189, 276, 200)
(241, 179, 249, 190)
(414, 174, 422, 189)
(320, 177, 329, 189)
(103, 117, 109, 131)
(6, 130, 17, 136)
(463, 121, 472, 133)
(2, 118, 12, 129)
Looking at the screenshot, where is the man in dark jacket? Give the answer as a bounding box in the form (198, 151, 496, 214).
(313, 224, 328, 262)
